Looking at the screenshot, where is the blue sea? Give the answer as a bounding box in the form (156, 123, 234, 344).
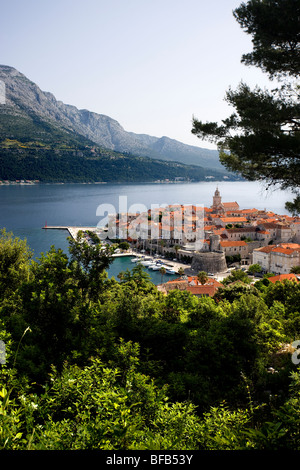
(0, 181, 294, 284)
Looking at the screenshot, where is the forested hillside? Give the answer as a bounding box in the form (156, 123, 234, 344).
(0, 64, 233, 182)
(1, 229, 300, 450)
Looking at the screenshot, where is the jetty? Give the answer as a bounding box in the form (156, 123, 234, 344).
(42, 225, 100, 239)
(41, 225, 190, 272)
(42, 225, 136, 258)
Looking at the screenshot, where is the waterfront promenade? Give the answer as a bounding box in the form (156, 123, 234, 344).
(41, 225, 232, 280)
(42, 225, 194, 275)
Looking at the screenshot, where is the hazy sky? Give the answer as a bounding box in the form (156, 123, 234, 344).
(1, 0, 272, 149)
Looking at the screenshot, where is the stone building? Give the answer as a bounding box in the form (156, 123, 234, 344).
(253, 243, 300, 274)
(157, 276, 222, 297)
(219, 240, 249, 258)
(211, 187, 240, 215)
(191, 233, 227, 274)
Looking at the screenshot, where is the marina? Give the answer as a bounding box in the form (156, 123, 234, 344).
(42, 224, 187, 277)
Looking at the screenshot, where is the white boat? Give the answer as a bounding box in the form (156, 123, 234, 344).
(131, 257, 140, 262)
(166, 269, 176, 274)
(151, 264, 163, 270)
(156, 264, 169, 270)
(140, 259, 153, 266)
(148, 263, 158, 269)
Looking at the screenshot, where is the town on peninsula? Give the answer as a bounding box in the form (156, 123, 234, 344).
(49, 187, 300, 298)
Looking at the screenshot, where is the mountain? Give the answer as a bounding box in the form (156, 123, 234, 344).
(0, 65, 236, 183)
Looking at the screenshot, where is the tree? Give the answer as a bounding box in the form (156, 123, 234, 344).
(178, 267, 185, 278)
(248, 263, 262, 275)
(222, 269, 251, 286)
(118, 241, 130, 251)
(174, 244, 180, 258)
(0, 229, 32, 299)
(159, 266, 166, 284)
(290, 265, 300, 274)
(197, 271, 208, 285)
(159, 240, 166, 254)
(192, 0, 300, 213)
(67, 231, 115, 299)
(17, 246, 81, 378)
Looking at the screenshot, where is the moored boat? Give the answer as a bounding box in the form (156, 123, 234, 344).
(166, 268, 176, 274)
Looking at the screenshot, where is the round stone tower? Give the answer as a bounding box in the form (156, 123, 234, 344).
(191, 251, 227, 274)
(191, 233, 227, 274)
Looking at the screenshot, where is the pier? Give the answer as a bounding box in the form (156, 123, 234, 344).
(42, 225, 100, 239)
(41, 225, 191, 273)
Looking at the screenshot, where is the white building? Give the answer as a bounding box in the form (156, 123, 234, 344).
(253, 243, 300, 274)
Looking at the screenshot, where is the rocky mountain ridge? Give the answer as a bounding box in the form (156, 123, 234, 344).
(0, 65, 224, 171)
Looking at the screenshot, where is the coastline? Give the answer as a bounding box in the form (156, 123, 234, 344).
(41, 224, 231, 280)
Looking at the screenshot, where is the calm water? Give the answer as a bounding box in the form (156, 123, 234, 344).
(0, 181, 293, 284)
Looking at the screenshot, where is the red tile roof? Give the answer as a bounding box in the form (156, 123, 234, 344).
(256, 245, 276, 253)
(272, 247, 296, 255)
(223, 202, 239, 208)
(220, 217, 248, 223)
(269, 273, 299, 283)
(220, 240, 247, 247)
(161, 276, 222, 296)
(186, 285, 217, 296)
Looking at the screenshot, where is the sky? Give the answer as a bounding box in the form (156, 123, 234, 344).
(0, 0, 273, 149)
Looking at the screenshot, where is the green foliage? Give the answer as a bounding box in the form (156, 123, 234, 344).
(0, 229, 32, 299)
(197, 271, 208, 285)
(0, 386, 25, 449)
(0, 229, 300, 450)
(192, 0, 300, 213)
(233, 0, 300, 78)
(221, 269, 252, 286)
(118, 241, 130, 251)
(248, 263, 262, 274)
(197, 402, 253, 450)
(0, 145, 229, 184)
(225, 254, 241, 264)
(214, 281, 260, 303)
(290, 265, 300, 274)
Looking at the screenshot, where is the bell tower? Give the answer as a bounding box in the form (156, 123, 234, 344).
(213, 187, 221, 208)
(211, 186, 225, 214)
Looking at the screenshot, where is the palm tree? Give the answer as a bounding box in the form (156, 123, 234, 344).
(197, 271, 208, 285)
(174, 244, 180, 259)
(159, 266, 166, 284)
(178, 267, 185, 278)
(159, 239, 166, 254)
(290, 265, 300, 274)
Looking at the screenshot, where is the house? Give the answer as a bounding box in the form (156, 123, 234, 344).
(224, 226, 258, 241)
(257, 222, 292, 242)
(218, 217, 248, 227)
(220, 240, 249, 257)
(252, 245, 276, 272)
(253, 243, 300, 274)
(157, 275, 222, 297)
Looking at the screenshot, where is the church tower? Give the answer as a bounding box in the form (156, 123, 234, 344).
(211, 187, 225, 214)
(213, 187, 221, 207)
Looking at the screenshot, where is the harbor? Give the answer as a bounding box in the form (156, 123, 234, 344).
(42, 224, 188, 277)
